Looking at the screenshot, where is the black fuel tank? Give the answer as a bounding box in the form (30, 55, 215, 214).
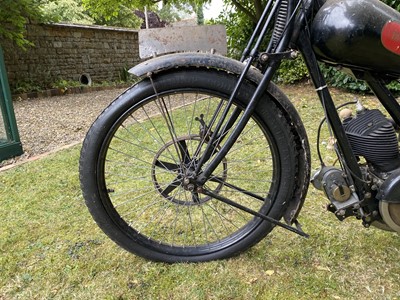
(311, 0, 400, 77)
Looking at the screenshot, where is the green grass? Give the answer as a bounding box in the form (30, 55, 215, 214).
(103, 93, 275, 247)
(1, 85, 400, 299)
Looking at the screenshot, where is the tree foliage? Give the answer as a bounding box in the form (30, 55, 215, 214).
(214, 5, 253, 58)
(1, 0, 145, 49)
(227, 0, 265, 23)
(0, 0, 50, 49)
(81, 0, 209, 26)
(158, 3, 191, 23)
(382, 0, 400, 10)
(91, 5, 142, 28)
(41, 0, 94, 24)
(42, 0, 142, 28)
(81, 0, 155, 22)
(213, 0, 266, 58)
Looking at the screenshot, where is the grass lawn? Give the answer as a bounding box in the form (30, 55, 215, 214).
(1, 84, 399, 299)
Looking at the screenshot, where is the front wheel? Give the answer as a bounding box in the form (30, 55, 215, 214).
(79, 69, 299, 262)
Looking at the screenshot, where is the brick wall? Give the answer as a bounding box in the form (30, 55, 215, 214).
(2, 23, 140, 88)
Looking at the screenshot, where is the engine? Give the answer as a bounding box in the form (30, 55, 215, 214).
(344, 108, 400, 233)
(312, 107, 400, 233)
(342, 109, 400, 173)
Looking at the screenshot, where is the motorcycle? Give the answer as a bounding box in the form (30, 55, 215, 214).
(79, 0, 400, 262)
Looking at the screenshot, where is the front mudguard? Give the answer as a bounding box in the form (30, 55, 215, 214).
(129, 53, 311, 225)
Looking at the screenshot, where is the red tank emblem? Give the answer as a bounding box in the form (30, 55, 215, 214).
(382, 21, 400, 55)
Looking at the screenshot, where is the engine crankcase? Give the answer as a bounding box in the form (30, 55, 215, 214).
(376, 169, 400, 233)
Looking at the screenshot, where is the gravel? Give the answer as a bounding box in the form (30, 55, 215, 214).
(1, 88, 126, 167)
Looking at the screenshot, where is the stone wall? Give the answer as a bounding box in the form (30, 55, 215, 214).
(2, 23, 140, 89)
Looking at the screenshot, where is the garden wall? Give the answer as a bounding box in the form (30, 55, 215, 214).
(2, 23, 140, 90)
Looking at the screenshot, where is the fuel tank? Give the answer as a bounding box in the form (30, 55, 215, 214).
(311, 0, 400, 77)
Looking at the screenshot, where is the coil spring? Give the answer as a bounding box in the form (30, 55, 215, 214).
(271, 0, 289, 50)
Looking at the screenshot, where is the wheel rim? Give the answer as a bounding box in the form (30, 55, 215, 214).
(97, 90, 281, 254)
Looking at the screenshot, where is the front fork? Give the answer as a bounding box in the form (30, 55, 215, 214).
(195, 60, 282, 186)
(195, 0, 295, 186)
(185, 52, 312, 237)
(181, 0, 312, 235)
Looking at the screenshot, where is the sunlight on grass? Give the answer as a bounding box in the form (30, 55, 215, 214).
(1, 85, 399, 299)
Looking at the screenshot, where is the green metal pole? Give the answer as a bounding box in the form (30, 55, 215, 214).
(0, 46, 23, 161)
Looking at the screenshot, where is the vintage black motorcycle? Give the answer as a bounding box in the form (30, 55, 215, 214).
(79, 0, 400, 262)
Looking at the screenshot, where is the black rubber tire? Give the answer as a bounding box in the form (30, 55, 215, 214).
(79, 69, 299, 262)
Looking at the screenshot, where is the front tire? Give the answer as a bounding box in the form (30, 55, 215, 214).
(79, 69, 299, 262)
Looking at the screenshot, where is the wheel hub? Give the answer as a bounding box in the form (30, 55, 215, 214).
(151, 135, 227, 205)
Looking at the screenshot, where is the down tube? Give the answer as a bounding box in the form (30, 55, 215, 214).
(296, 31, 365, 196)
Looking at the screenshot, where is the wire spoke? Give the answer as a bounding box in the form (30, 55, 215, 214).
(100, 88, 281, 249)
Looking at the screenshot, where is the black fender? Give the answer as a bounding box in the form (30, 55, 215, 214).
(129, 52, 311, 225)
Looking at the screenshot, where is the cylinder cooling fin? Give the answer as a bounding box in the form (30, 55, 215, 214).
(342, 109, 400, 172)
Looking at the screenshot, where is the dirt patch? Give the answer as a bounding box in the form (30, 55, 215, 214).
(1, 88, 126, 168)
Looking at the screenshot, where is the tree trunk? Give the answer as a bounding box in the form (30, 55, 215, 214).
(230, 0, 265, 23)
(254, 0, 263, 21)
